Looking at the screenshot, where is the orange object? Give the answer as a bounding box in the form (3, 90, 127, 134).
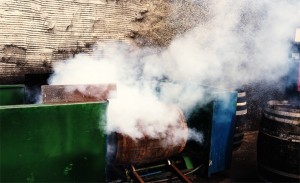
(113, 106, 188, 165)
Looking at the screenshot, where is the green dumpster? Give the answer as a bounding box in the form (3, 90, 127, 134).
(0, 102, 108, 182)
(0, 85, 24, 105)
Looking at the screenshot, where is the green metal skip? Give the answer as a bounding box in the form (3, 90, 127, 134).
(0, 85, 24, 105)
(0, 86, 108, 182)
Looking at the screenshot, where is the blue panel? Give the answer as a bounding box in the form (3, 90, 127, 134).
(286, 60, 300, 99)
(208, 92, 237, 176)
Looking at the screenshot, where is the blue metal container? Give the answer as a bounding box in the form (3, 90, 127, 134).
(185, 87, 237, 177)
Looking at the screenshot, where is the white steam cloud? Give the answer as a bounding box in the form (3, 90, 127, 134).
(48, 0, 300, 145)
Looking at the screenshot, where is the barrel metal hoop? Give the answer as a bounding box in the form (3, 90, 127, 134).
(265, 108, 300, 118)
(260, 130, 300, 142)
(258, 175, 272, 183)
(233, 139, 243, 145)
(237, 102, 247, 106)
(264, 112, 300, 125)
(236, 109, 247, 115)
(234, 133, 244, 138)
(258, 163, 300, 179)
(267, 100, 289, 106)
(237, 92, 246, 97)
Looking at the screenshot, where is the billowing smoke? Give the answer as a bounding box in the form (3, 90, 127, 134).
(48, 0, 300, 145)
(49, 47, 192, 146)
(144, 0, 300, 88)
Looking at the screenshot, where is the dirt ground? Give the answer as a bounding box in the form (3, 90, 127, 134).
(189, 131, 262, 183)
(229, 131, 262, 182)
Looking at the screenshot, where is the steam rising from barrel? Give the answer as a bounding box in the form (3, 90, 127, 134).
(110, 106, 188, 165)
(48, 0, 300, 146)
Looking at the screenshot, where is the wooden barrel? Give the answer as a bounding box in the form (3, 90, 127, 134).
(257, 100, 300, 182)
(232, 89, 247, 150)
(108, 107, 188, 165)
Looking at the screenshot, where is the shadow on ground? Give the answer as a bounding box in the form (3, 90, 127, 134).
(190, 131, 262, 183)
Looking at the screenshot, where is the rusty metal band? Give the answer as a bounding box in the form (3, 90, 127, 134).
(237, 92, 246, 98)
(258, 163, 300, 179)
(260, 130, 300, 143)
(236, 109, 247, 115)
(237, 102, 247, 106)
(264, 107, 300, 118)
(263, 112, 300, 125)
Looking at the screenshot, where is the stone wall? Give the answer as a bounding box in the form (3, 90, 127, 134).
(0, 0, 209, 84)
(0, 0, 155, 83)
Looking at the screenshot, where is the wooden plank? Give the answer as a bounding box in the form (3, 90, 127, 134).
(41, 84, 117, 104)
